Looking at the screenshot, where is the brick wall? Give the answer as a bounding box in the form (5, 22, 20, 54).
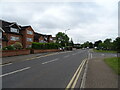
(31, 49, 61, 54)
(2, 49, 30, 57)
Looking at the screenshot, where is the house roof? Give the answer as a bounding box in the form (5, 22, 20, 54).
(20, 26, 31, 29)
(34, 32, 44, 40)
(0, 20, 21, 33)
(34, 32, 52, 41)
(0, 27, 5, 32)
(52, 37, 56, 40)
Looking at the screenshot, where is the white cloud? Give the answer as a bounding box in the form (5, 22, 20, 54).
(0, 0, 119, 43)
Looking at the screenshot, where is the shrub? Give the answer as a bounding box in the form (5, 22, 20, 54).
(32, 42, 60, 49)
(13, 42, 23, 50)
(2, 45, 15, 50)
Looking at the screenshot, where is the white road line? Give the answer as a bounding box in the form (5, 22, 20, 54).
(91, 53, 92, 59)
(64, 55, 70, 58)
(0, 63, 12, 67)
(72, 53, 76, 55)
(0, 67, 30, 77)
(42, 58, 59, 64)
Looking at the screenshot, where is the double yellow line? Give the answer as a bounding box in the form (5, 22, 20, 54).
(66, 59, 87, 89)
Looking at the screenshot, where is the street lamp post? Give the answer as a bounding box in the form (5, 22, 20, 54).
(64, 29, 70, 48)
(65, 29, 70, 34)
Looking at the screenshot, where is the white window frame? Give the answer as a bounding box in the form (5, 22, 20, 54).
(27, 30, 33, 35)
(11, 28, 19, 33)
(39, 40, 44, 43)
(50, 38, 53, 41)
(27, 38, 33, 42)
(10, 36, 20, 41)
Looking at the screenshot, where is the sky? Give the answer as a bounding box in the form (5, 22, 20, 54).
(0, 0, 119, 44)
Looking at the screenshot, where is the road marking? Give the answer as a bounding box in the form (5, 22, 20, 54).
(72, 54, 76, 55)
(91, 53, 92, 59)
(0, 67, 30, 77)
(71, 59, 86, 88)
(80, 59, 89, 88)
(42, 58, 59, 64)
(0, 63, 12, 67)
(66, 59, 87, 89)
(101, 54, 105, 56)
(64, 55, 70, 58)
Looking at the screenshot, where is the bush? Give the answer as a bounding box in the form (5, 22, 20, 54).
(13, 42, 23, 50)
(32, 42, 60, 49)
(2, 45, 15, 50)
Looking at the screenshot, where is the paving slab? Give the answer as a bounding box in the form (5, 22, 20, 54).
(85, 58, 118, 88)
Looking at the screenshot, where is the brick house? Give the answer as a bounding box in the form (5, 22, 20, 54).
(20, 26, 34, 48)
(34, 32, 53, 43)
(0, 20, 34, 48)
(34, 32, 45, 43)
(0, 19, 54, 49)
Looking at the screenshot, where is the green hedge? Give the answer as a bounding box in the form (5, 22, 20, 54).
(2, 45, 16, 50)
(32, 42, 61, 49)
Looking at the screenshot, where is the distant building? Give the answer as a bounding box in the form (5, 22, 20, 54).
(34, 32, 53, 43)
(52, 37, 56, 43)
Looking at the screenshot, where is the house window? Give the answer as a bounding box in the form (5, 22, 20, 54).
(39, 40, 44, 43)
(27, 38, 33, 42)
(11, 28, 19, 33)
(0, 44, 2, 49)
(27, 30, 33, 35)
(50, 38, 53, 41)
(10, 36, 20, 41)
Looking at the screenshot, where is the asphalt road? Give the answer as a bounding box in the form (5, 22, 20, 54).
(2, 49, 89, 88)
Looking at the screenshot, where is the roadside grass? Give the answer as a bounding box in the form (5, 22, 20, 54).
(104, 57, 120, 75)
(93, 49, 117, 53)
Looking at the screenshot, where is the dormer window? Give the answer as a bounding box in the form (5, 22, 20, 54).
(27, 30, 33, 35)
(11, 28, 19, 33)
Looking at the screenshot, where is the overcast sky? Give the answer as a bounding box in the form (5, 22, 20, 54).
(0, 0, 119, 44)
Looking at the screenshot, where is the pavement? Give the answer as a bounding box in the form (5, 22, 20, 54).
(85, 51, 118, 88)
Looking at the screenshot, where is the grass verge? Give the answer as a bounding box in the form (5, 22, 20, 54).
(93, 49, 117, 53)
(104, 57, 120, 75)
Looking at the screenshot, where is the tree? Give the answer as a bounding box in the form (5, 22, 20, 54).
(82, 41, 90, 48)
(94, 40, 102, 49)
(13, 42, 23, 50)
(56, 32, 69, 47)
(89, 42, 93, 48)
(69, 38, 74, 46)
(113, 37, 120, 52)
(103, 38, 112, 50)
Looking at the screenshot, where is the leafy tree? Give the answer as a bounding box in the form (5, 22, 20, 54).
(82, 41, 90, 48)
(113, 37, 120, 52)
(13, 42, 23, 50)
(94, 40, 102, 48)
(69, 38, 74, 46)
(98, 42, 106, 50)
(89, 42, 94, 48)
(56, 32, 69, 47)
(103, 38, 112, 50)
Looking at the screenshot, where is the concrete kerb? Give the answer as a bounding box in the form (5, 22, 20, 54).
(79, 50, 91, 89)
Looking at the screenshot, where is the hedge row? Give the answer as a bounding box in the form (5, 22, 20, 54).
(32, 42, 61, 49)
